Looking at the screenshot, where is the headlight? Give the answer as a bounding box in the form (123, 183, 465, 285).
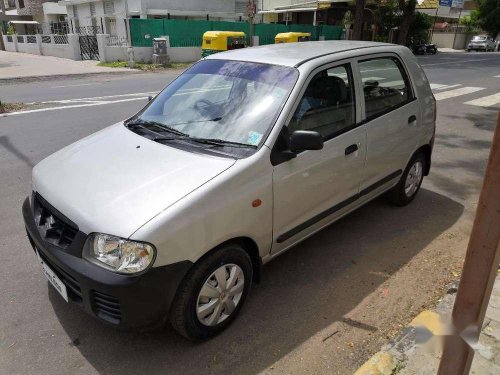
(84, 233, 156, 274)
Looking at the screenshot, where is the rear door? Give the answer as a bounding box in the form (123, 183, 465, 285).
(355, 54, 419, 194)
(271, 62, 366, 253)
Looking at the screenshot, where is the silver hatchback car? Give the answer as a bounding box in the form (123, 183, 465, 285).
(23, 41, 436, 340)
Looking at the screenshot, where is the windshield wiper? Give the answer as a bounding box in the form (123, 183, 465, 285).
(189, 138, 257, 149)
(153, 136, 255, 149)
(126, 119, 188, 137)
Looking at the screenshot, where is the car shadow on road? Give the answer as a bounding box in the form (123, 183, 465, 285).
(49, 188, 463, 375)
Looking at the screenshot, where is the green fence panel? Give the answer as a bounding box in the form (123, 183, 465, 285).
(129, 19, 344, 47)
(254, 23, 288, 45)
(164, 19, 211, 47)
(210, 21, 250, 44)
(289, 24, 319, 40)
(320, 25, 343, 40)
(129, 18, 164, 47)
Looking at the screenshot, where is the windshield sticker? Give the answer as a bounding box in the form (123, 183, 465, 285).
(248, 131, 263, 146)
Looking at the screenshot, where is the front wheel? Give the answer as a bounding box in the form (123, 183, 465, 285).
(387, 152, 426, 206)
(169, 244, 253, 340)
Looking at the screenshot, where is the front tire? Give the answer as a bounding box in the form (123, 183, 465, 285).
(169, 243, 253, 340)
(388, 152, 426, 206)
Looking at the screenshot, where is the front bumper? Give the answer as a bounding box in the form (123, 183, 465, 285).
(22, 196, 192, 330)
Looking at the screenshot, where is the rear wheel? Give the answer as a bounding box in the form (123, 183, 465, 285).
(169, 243, 253, 340)
(388, 152, 426, 206)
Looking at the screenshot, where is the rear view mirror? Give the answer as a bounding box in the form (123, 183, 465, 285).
(290, 130, 323, 153)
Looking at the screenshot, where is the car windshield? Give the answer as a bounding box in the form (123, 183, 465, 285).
(132, 59, 298, 148)
(472, 36, 487, 41)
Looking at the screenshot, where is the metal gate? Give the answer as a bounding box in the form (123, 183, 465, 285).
(77, 26, 101, 60)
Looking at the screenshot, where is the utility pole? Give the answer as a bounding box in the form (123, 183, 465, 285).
(437, 111, 500, 374)
(0, 0, 6, 51)
(452, 6, 463, 50)
(247, 0, 256, 47)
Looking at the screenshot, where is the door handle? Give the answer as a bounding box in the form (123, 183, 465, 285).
(408, 115, 417, 124)
(345, 144, 358, 156)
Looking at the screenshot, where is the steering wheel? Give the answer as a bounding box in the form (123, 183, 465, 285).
(193, 99, 216, 117)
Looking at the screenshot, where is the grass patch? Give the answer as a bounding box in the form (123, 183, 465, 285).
(0, 101, 25, 114)
(97, 61, 193, 71)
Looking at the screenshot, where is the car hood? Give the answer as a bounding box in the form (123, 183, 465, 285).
(32, 123, 236, 238)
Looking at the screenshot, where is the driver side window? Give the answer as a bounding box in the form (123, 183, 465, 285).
(289, 64, 356, 141)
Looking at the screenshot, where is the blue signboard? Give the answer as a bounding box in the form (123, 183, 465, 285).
(439, 0, 452, 6)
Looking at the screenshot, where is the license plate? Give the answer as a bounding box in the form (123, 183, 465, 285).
(36, 250, 68, 303)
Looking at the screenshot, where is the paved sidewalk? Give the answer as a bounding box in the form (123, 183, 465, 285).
(437, 48, 466, 53)
(0, 51, 135, 81)
(355, 273, 500, 375)
(400, 275, 500, 375)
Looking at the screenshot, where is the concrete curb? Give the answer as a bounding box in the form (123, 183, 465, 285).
(353, 284, 458, 375)
(0, 70, 143, 85)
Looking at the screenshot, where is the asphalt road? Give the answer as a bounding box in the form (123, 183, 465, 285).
(0, 52, 499, 375)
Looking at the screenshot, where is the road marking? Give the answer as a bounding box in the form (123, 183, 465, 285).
(495, 75, 500, 78)
(430, 83, 462, 91)
(464, 93, 500, 107)
(51, 83, 99, 88)
(1, 97, 148, 117)
(434, 87, 485, 101)
(28, 91, 158, 105)
(421, 58, 494, 67)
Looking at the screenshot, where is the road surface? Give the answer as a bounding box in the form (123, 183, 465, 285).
(0, 52, 499, 374)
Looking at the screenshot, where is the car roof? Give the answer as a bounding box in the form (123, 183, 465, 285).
(206, 41, 396, 67)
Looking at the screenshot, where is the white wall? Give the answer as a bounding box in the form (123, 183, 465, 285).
(105, 45, 201, 63)
(169, 46, 201, 62)
(2, 34, 81, 60)
(16, 39, 40, 54)
(432, 32, 473, 49)
(2, 35, 17, 52)
(143, 0, 235, 13)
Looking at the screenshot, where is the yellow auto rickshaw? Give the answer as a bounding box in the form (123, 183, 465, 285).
(202, 31, 247, 57)
(275, 32, 311, 44)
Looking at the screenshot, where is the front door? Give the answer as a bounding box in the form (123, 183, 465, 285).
(272, 63, 366, 253)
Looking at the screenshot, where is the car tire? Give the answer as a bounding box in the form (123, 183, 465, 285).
(169, 243, 253, 340)
(467, 49, 471, 52)
(387, 152, 426, 207)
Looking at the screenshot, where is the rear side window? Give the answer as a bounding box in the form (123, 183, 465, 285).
(289, 64, 356, 140)
(358, 57, 412, 119)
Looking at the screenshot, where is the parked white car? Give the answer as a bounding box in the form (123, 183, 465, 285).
(467, 35, 497, 52)
(23, 41, 436, 340)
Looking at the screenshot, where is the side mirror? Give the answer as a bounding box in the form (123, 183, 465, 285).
(290, 130, 323, 153)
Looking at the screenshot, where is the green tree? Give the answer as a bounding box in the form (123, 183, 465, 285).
(408, 12, 433, 43)
(475, 0, 500, 37)
(352, 0, 367, 40)
(397, 0, 418, 45)
(460, 11, 480, 32)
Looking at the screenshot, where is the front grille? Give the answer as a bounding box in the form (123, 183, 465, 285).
(33, 193, 78, 249)
(92, 290, 121, 324)
(36, 248, 83, 303)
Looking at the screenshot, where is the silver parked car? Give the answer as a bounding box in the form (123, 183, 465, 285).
(467, 35, 497, 52)
(23, 41, 436, 340)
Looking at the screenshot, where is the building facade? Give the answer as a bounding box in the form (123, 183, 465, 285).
(59, 0, 252, 37)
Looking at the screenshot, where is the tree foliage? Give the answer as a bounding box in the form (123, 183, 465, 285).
(475, 0, 500, 37)
(408, 12, 433, 42)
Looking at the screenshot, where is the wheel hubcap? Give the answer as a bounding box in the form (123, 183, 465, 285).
(196, 264, 245, 326)
(404, 160, 423, 197)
